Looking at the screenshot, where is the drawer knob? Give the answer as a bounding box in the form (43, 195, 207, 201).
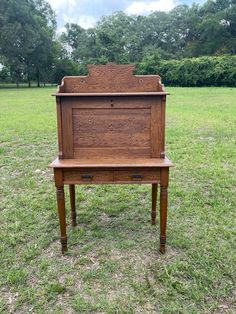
(81, 174, 93, 181)
(131, 174, 143, 180)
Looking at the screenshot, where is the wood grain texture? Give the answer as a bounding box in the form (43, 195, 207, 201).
(64, 169, 113, 184)
(151, 98, 162, 157)
(61, 96, 154, 109)
(63, 168, 161, 184)
(74, 148, 151, 159)
(69, 185, 77, 226)
(160, 185, 168, 254)
(160, 167, 169, 254)
(56, 63, 165, 93)
(160, 96, 166, 158)
(53, 92, 169, 96)
(56, 97, 63, 159)
(73, 108, 151, 149)
(113, 169, 160, 183)
(50, 157, 173, 168)
(152, 184, 158, 225)
(56, 185, 67, 253)
(61, 103, 74, 158)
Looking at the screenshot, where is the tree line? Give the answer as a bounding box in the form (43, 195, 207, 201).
(0, 0, 236, 87)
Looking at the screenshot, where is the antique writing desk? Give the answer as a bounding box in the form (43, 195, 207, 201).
(50, 63, 173, 254)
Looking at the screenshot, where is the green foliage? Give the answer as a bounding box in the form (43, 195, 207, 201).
(52, 59, 79, 84)
(0, 66, 11, 83)
(60, 0, 236, 67)
(137, 55, 236, 87)
(186, 0, 236, 56)
(136, 52, 162, 74)
(1, 0, 236, 86)
(0, 0, 56, 86)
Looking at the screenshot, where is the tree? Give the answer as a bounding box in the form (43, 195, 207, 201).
(0, 0, 56, 86)
(185, 0, 236, 56)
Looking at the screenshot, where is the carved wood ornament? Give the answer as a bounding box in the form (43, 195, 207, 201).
(57, 63, 165, 93)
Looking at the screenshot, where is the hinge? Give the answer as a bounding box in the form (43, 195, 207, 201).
(160, 151, 165, 158)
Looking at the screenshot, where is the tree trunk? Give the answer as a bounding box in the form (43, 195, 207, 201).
(27, 64, 31, 87)
(37, 70, 40, 87)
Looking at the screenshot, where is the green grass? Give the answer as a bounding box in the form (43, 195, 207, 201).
(0, 87, 235, 313)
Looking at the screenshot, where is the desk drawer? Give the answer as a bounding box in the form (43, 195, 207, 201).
(113, 169, 160, 183)
(63, 169, 113, 183)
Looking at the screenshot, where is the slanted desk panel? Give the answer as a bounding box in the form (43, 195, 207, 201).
(60, 95, 163, 159)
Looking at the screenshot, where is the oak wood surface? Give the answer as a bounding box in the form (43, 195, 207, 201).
(73, 109, 150, 144)
(64, 169, 113, 184)
(61, 102, 73, 158)
(61, 95, 155, 108)
(50, 157, 173, 168)
(69, 185, 77, 226)
(160, 168, 169, 254)
(55, 63, 166, 93)
(113, 169, 160, 183)
(52, 92, 169, 96)
(152, 184, 158, 225)
(56, 96, 63, 159)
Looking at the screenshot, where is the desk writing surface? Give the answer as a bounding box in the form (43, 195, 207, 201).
(50, 157, 173, 168)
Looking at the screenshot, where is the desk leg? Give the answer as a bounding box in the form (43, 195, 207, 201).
(56, 186, 68, 253)
(151, 184, 158, 225)
(160, 185, 168, 254)
(69, 184, 77, 226)
(160, 168, 169, 254)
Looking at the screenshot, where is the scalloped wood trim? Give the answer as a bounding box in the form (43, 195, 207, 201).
(57, 63, 165, 93)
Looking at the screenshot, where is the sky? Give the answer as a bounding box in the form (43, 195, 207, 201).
(47, 0, 205, 33)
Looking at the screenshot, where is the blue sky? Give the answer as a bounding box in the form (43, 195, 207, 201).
(47, 0, 205, 32)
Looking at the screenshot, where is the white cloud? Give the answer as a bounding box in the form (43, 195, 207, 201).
(77, 15, 97, 29)
(69, 0, 77, 7)
(125, 0, 176, 14)
(62, 14, 97, 29)
(47, 0, 66, 10)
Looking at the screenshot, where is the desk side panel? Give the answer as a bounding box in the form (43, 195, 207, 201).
(56, 96, 63, 159)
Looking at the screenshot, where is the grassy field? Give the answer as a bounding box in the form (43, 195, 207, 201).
(0, 87, 235, 313)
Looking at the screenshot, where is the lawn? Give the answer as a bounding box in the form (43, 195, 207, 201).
(0, 87, 235, 313)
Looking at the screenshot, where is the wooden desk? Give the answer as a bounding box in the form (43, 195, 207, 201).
(50, 63, 173, 254)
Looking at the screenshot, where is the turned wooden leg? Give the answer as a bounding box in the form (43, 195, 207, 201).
(160, 185, 168, 254)
(69, 184, 77, 226)
(151, 183, 158, 225)
(56, 186, 68, 253)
